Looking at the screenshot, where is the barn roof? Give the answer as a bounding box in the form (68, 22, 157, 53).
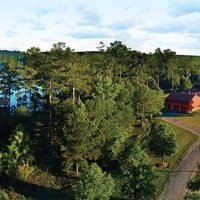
(183, 82, 200, 96)
(166, 92, 196, 102)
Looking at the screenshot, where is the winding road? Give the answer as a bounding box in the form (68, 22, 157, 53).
(158, 115, 200, 200)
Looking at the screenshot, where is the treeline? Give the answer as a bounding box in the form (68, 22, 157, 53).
(0, 41, 199, 199)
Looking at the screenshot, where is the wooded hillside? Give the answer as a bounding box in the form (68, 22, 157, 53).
(0, 41, 199, 199)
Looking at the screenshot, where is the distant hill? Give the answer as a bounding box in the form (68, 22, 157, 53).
(0, 50, 25, 64)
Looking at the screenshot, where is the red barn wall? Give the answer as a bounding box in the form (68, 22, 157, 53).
(191, 95, 200, 112)
(166, 96, 200, 113)
(166, 100, 190, 113)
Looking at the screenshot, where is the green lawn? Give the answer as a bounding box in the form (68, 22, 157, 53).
(152, 120, 199, 197)
(112, 119, 198, 200)
(178, 109, 200, 128)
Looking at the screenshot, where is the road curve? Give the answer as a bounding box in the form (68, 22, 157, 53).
(158, 116, 200, 200)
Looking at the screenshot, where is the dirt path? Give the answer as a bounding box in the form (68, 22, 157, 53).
(158, 116, 200, 200)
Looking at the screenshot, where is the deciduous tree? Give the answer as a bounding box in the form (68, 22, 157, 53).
(148, 121, 177, 165)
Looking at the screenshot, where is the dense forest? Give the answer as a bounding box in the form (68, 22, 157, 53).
(0, 41, 200, 199)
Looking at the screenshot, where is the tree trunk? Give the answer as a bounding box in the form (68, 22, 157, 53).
(48, 81, 52, 140)
(8, 84, 11, 111)
(72, 85, 75, 104)
(141, 104, 144, 126)
(157, 75, 160, 88)
(141, 116, 144, 126)
(78, 88, 81, 101)
(119, 70, 122, 79)
(76, 160, 79, 176)
(162, 156, 165, 166)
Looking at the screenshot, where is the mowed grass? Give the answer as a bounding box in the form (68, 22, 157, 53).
(152, 120, 199, 197)
(178, 109, 200, 128)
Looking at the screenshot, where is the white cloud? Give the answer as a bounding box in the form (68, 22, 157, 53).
(168, 0, 200, 17)
(107, 20, 135, 30)
(76, 4, 102, 26)
(0, 0, 200, 55)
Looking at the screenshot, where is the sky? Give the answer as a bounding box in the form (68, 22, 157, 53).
(1, 0, 200, 55)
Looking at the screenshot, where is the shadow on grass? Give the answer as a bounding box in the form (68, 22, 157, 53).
(160, 110, 183, 117)
(0, 175, 73, 200)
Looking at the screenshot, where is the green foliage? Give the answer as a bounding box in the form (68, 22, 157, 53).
(179, 76, 192, 90)
(72, 163, 115, 200)
(0, 189, 9, 200)
(91, 76, 134, 163)
(19, 166, 35, 181)
(11, 106, 33, 131)
(132, 83, 164, 126)
(60, 100, 101, 175)
(2, 124, 33, 177)
(120, 145, 156, 199)
(187, 164, 200, 191)
(0, 56, 23, 101)
(152, 121, 198, 197)
(148, 121, 177, 165)
(92, 75, 123, 101)
(1, 42, 200, 200)
(184, 190, 200, 200)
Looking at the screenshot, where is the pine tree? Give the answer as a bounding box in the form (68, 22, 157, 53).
(60, 100, 101, 175)
(120, 145, 157, 200)
(72, 163, 115, 200)
(148, 121, 177, 165)
(0, 56, 23, 109)
(2, 125, 33, 177)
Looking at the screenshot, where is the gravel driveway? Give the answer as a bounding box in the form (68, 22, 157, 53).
(158, 115, 200, 200)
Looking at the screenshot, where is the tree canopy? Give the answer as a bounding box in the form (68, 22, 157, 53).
(0, 41, 198, 199)
(148, 120, 177, 165)
(72, 163, 115, 200)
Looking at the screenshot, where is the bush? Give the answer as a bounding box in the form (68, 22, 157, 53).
(0, 189, 9, 200)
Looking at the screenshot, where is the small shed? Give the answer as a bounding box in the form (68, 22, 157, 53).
(166, 92, 200, 113)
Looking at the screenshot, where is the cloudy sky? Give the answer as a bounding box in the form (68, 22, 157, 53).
(1, 0, 200, 55)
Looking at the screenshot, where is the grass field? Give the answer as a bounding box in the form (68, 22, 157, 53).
(179, 109, 200, 128)
(152, 120, 199, 197)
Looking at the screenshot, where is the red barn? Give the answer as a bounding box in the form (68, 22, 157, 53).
(166, 92, 200, 113)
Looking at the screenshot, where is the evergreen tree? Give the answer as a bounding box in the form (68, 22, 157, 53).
(2, 125, 33, 177)
(132, 83, 164, 126)
(179, 75, 192, 91)
(186, 164, 200, 191)
(11, 106, 33, 132)
(91, 76, 134, 165)
(106, 41, 131, 79)
(148, 121, 177, 165)
(0, 56, 23, 109)
(72, 163, 115, 200)
(59, 100, 101, 175)
(66, 53, 92, 103)
(120, 145, 156, 200)
(184, 191, 200, 200)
